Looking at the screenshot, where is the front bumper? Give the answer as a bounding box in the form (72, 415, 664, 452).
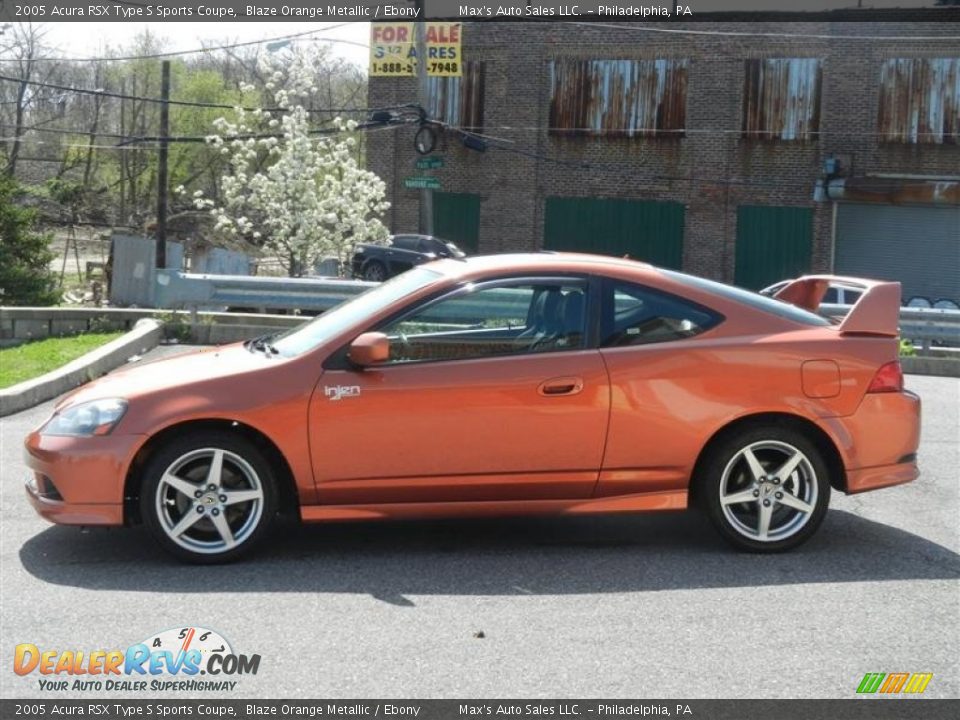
(23, 430, 144, 526)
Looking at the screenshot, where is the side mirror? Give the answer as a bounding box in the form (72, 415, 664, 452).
(348, 332, 390, 367)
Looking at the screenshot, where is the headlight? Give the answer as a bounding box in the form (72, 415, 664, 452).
(41, 399, 128, 437)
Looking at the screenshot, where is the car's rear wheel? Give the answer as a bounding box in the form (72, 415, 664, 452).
(140, 432, 277, 563)
(363, 261, 387, 282)
(698, 426, 830, 552)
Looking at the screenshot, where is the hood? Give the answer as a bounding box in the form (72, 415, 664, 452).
(57, 343, 275, 410)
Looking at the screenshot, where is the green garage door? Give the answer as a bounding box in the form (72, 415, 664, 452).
(735, 205, 813, 290)
(433, 192, 481, 253)
(543, 196, 685, 269)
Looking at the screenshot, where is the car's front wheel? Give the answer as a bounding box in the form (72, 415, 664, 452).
(698, 425, 830, 552)
(363, 260, 387, 282)
(140, 432, 277, 563)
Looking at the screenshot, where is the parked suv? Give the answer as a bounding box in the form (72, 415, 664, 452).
(352, 234, 466, 281)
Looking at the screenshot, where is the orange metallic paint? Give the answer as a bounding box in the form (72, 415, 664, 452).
(22, 254, 920, 531)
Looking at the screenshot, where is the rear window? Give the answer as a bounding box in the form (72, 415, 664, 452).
(662, 270, 832, 327)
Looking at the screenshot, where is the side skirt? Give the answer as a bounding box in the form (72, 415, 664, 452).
(300, 490, 688, 523)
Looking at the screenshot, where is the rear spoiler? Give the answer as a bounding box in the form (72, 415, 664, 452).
(773, 275, 901, 336)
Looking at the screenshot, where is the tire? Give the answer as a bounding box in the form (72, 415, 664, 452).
(363, 261, 387, 282)
(697, 424, 831, 553)
(140, 431, 278, 564)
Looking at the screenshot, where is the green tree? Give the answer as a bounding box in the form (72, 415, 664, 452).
(0, 176, 57, 306)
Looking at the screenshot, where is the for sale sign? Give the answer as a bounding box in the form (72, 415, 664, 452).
(369, 22, 463, 77)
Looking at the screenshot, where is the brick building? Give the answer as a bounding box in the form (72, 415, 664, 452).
(366, 11, 960, 302)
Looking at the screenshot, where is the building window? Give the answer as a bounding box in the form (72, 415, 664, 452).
(878, 58, 960, 144)
(548, 59, 688, 138)
(426, 61, 485, 132)
(742, 58, 823, 141)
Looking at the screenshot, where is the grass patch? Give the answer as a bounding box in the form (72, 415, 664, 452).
(0, 333, 124, 389)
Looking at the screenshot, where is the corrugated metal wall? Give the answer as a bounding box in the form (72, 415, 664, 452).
(543, 197, 685, 268)
(109, 234, 184, 307)
(426, 61, 485, 132)
(734, 206, 813, 290)
(742, 58, 823, 141)
(548, 59, 688, 137)
(878, 58, 960, 144)
(433, 191, 481, 253)
(835, 203, 960, 303)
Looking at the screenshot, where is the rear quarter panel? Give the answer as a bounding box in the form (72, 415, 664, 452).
(596, 328, 897, 497)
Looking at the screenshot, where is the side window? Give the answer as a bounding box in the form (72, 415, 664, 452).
(823, 287, 840, 304)
(393, 236, 418, 251)
(381, 279, 588, 364)
(602, 280, 721, 347)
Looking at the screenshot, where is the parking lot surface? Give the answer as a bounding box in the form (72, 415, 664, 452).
(1, 347, 957, 699)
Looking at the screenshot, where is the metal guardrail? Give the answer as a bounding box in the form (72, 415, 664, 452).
(152, 273, 960, 348)
(154, 270, 376, 313)
(821, 303, 960, 349)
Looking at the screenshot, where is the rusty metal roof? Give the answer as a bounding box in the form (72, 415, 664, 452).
(742, 58, 823, 141)
(548, 59, 688, 137)
(878, 58, 960, 145)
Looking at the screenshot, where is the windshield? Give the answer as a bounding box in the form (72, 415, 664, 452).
(271, 268, 444, 356)
(662, 270, 832, 327)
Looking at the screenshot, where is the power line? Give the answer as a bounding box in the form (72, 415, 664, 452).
(0, 73, 386, 114)
(440, 124, 960, 140)
(568, 21, 960, 41)
(446, 126, 952, 193)
(0, 25, 354, 63)
(119, 115, 421, 146)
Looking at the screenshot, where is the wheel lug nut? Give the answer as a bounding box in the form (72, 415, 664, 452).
(753, 490, 760, 497)
(207, 484, 216, 491)
(212, 509, 220, 516)
(775, 492, 783, 499)
(763, 499, 771, 507)
(219, 495, 227, 503)
(194, 490, 202, 498)
(196, 506, 204, 514)
(773, 478, 780, 485)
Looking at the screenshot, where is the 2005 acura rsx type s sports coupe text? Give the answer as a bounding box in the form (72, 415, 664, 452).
(24, 254, 921, 563)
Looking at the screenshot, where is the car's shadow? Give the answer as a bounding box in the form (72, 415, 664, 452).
(19, 510, 960, 605)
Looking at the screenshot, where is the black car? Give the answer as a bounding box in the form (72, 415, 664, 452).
(352, 234, 466, 281)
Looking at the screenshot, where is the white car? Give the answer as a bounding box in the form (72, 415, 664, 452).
(761, 279, 865, 308)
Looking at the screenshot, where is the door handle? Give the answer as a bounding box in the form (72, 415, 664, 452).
(538, 376, 584, 396)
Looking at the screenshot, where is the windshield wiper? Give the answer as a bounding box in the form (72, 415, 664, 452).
(245, 333, 279, 355)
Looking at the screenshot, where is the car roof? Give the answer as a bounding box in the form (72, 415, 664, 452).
(430, 252, 656, 280)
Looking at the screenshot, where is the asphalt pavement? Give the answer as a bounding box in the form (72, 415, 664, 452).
(1, 347, 957, 699)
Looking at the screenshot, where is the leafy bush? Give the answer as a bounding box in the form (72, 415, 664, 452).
(899, 339, 917, 357)
(0, 177, 57, 306)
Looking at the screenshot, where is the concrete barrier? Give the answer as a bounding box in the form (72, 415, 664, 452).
(0, 319, 163, 417)
(901, 355, 960, 378)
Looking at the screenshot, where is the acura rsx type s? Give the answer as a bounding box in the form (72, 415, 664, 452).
(24, 253, 921, 563)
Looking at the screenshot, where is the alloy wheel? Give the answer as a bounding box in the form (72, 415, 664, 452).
(154, 448, 265, 556)
(718, 440, 819, 542)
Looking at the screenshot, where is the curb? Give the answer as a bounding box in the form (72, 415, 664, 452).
(901, 355, 960, 378)
(0, 319, 163, 417)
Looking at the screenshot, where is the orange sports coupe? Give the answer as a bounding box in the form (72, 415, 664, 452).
(24, 254, 920, 563)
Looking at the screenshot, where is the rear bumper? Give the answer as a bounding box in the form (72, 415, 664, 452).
(826, 390, 921, 494)
(846, 460, 919, 494)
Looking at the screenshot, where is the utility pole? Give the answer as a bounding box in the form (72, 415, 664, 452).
(414, 4, 434, 236)
(155, 60, 170, 269)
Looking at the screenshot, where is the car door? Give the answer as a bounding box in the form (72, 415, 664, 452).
(595, 278, 724, 498)
(309, 276, 610, 504)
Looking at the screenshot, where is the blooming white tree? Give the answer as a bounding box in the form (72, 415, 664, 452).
(192, 49, 390, 277)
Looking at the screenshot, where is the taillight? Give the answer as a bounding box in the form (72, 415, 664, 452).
(867, 360, 903, 393)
